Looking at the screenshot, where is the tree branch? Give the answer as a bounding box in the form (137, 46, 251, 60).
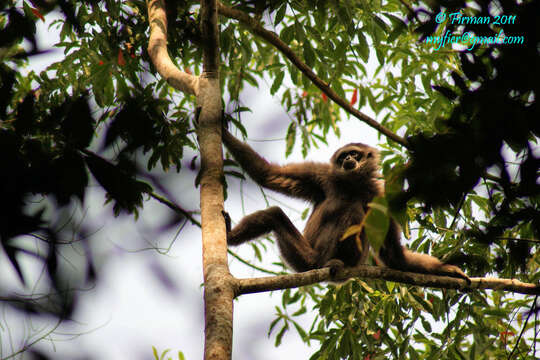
(235, 265, 540, 296)
(217, 2, 409, 148)
(146, 0, 200, 95)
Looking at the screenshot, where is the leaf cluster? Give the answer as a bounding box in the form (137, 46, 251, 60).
(273, 280, 538, 360)
(0, 0, 196, 320)
(399, 0, 540, 276)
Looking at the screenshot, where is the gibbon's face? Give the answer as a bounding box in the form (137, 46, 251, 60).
(331, 143, 380, 176)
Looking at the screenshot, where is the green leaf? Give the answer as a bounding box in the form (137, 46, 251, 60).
(289, 63, 299, 85)
(358, 280, 374, 293)
(303, 42, 316, 67)
(421, 318, 432, 332)
(433, 208, 447, 228)
(470, 194, 490, 213)
(335, 40, 347, 59)
(160, 349, 170, 360)
(224, 170, 246, 180)
(292, 307, 307, 316)
(484, 308, 510, 316)
(250, 243, 262, 261)
(270, 71, 285, 95)
(285, 122, 297, 157)
(301, 73, 311, 90)
(242, 71, 259, 88)
(287, 291, 301, 305)
(294, 21, 306, 42)
(292, 320, 307, 340)
(268, 314, 281, 336)
(275, 323, 289, 346)
(421, 74, 432, 94)
(232, 106, 252, 113)
(280, 25, 294, 44)
(300, 124, 310, 157)
(364, 197, 390, 252)
(274, 4, 287, 26)
(372, 15, 389, 33)
(282, 288, 290, 308)
(356, 32, 369, 62)
(384, 13, 408, 42)
(375, 48, 385, 66)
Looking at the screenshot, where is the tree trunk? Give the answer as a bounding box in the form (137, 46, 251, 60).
(198, 1, 234, 359)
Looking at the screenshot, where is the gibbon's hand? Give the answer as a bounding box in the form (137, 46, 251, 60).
(222, 210, 232, 233)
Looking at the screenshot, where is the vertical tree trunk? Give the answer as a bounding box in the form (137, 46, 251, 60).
(147, 0, 234, 357)
(198, 1, 235, 359)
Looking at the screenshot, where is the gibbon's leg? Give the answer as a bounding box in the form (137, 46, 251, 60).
(379, 220, 470, 282)
(225, 206, 317, 272)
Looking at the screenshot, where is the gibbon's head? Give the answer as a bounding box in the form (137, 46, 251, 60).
(330, 143, 380, 177)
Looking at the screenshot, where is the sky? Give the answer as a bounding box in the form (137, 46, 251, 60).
(1, 7, 382, 360)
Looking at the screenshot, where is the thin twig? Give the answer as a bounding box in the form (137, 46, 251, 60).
(150, 192, 201, 227)
(227, 250, 283, 276)
(1, 318, 63, 360)
(508, 295, 538, 359)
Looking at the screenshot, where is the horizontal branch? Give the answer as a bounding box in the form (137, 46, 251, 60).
(234, 264, 540, 296)
(146, 0, 199, 95)
(217, 2, 409, 148)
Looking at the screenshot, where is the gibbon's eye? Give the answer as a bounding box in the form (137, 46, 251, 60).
(349, 150, 363, 160)
(338, 149, 364, 165)
(367, 152, 373, 158)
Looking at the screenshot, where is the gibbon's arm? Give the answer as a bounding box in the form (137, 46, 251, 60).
(222, 129, 328, 201)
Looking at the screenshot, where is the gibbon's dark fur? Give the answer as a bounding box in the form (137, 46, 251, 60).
(222, 129, 469, 281)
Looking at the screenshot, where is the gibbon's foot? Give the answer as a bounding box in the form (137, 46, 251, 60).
(221, 210, 231, 233)
(221, 110, 231, 130)
(438, 263, 471, 284)
(193, 106, 202, 127)
(324, 259, 345, 279)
